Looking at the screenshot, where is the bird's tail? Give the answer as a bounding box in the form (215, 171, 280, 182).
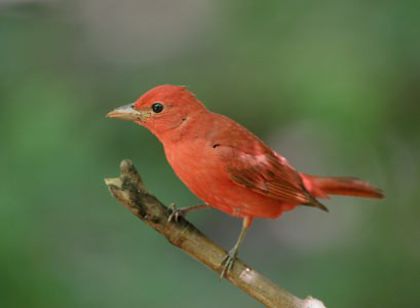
(301, 173, 384, 200)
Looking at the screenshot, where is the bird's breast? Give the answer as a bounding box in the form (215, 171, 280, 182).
(164, 139, 232, 203)
(164, 139, 223, 186)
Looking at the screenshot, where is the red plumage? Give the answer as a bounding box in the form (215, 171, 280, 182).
(107, 84, 383, 275)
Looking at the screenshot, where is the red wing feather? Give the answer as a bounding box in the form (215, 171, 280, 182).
(226, 150, 310, 204)
(208, 114, 311, 205)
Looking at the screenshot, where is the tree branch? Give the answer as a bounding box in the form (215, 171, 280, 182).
(104, 159, 326, 308)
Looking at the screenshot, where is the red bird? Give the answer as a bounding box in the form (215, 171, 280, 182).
(107, 85, 383, 276)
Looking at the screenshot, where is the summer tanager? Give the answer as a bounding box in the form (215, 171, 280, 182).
(107, 85, 383, 276)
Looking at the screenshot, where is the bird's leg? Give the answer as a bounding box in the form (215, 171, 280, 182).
(168, 203, 210, 222)
(220, 216, 253, 278)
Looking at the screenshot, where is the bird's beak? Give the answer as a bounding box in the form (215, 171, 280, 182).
(106, 104, 149, 122)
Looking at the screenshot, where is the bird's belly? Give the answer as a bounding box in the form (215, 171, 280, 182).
(164, 144, 295, 218)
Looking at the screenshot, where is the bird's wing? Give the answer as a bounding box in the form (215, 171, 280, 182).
(225, 148, 311, 204)
(207, 114, 326, 209)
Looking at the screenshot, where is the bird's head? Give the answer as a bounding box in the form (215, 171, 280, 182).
(106, 85, 207, 137)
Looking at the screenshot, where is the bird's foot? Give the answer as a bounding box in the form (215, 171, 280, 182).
(220, 248, 238, 278)
(168, 203, 209, 223)
(168, 203, 185, 222)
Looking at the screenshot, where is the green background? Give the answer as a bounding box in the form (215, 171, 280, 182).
(1, 1, 419, 307)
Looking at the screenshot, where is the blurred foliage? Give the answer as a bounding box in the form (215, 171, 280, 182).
(0, 1, 419, 307)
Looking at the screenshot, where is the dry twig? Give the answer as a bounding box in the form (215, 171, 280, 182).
(104, 159, 326, 308)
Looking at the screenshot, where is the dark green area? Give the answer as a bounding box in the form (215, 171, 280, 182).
(1, 1, 419, 307)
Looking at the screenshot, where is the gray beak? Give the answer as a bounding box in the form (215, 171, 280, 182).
(106, 104, 143, 122)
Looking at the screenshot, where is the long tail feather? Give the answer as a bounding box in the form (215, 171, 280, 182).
(301, 173, 384, 199)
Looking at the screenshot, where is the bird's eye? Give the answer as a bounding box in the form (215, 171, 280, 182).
(151, 102, 164, 113)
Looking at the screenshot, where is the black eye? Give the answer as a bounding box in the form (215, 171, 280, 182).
(151, 102, 164, 113)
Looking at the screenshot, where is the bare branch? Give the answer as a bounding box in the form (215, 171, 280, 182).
(104, 159, 326, 308)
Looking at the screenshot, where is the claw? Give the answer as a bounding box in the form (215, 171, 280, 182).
(168, 203, 184, 222)
(168, 203, 210, 223)
(220, 249, 238, 278)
